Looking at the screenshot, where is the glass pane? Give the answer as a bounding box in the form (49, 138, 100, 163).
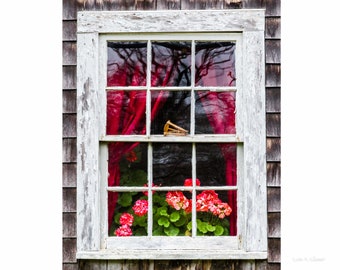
(196, 190, 236, 236)
(108, 143, 148, 187)
(151, 90, 191, 135)
(152, 191, 192, 236)
(196, 143, 237, 186)
(106, 90, 146, 135)
(195, 42, 236, 87)
(107, 42, 147, 87)
(195, 91, 235, 134)
(153, 143, 192, 186)
(151, 42, 191, 87)
(109, 192, 148, 236)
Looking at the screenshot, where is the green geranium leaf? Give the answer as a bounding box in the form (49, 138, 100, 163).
(117, 193, 132, 207)
(214, 225, 224, 236)
(114, 213, 121, 225)
(134, 215, 147, 227)
(158, 217, 170, 227)
(187, 221, 192, 231)
(174, 215, 187, 227)
(134, 228, 147, 236)
(197, 219, 208, 233)
(206, 224, 216, 232)
(153, 226, 164, 236)
(164, 225, 180, 236)
(169, 212, 180, 222)
(157, 206, 169, 217)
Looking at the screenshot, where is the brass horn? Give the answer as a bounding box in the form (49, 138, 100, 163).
(163, 120, 188, 136)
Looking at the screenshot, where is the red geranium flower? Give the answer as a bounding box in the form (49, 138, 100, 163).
(183, 178, 201, 187)
(132, 199, 148, 216)
(119, 213, 134, 226)
(115, 224, 133, 236)
(166, 191, 190, 211)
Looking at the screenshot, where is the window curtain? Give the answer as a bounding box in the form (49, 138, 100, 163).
(197, 68, 237, 236)
(107, 65, 173, 231)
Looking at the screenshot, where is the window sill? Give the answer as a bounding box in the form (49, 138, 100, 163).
(76, 250, 267, 260)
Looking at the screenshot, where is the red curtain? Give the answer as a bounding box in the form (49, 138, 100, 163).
(197, 67, 237, 236)
(107, 65, 174, 230)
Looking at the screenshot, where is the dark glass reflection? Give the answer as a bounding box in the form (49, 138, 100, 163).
(153, 143, 192, 186)
(152, 42, 191, 87)
(107, 42, 147, 86)
(195, 91, 236, 134)
(196, 143, 237, 188)
(151, 90, 191, 134)
(195, 42, 236, 87)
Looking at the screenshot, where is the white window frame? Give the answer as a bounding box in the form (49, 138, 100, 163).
(77, 9, 266, 260)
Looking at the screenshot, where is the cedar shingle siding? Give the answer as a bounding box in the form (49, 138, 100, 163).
(62, 0, 281, 269)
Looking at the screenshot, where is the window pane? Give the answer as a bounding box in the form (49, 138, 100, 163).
(108, 143, 148, 187)
(195, 42, 236, 87)
(106, 91, 146, 135)
(153, 191, 192, 236)
(109, 192, 148, 236)
(107, 42, 147, 87)
(152, 42, 191, 87)
(153, 143, 192, 186)
(195, 91, 235, 134)
(196, 143, 237, 187)
(151, 90, 191, 135)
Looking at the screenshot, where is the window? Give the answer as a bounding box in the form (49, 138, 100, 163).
(77, 9, 266, 260)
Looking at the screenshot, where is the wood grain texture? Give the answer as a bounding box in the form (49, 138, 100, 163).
(63, 114, 77, 138)
(266, 88, 280, 113)
(63, 20, 77, 41)
(265, 65, 280, 87)
(268, 238, 280, 263)
(63, 66, 77, 89)
(63, 188, 77, 212)
(77, 10, 265, 33)
(268, 212, 280, 238)
(267, 187, 280, 212)
(63, 42, 77, 66)
(63, 238, 77, 263)
(63, 263, 79, 270)
(266, 162, 280, 187)
(63, 0, 84, 20)
(79, 260, 107, 270)
(63, 90, 77, 113)
(265, 40, 280, 64)
(63, 163, 77, 187)
(266, 113, 280, 137)
(265, 17, 280, 39)
(242, 0, 280, 15)
(77, 32, 103, 252)
(63, 138, 77, 163)
(266, 263, 280, 270)
(63, 212, 77, 237)
(266, 138, 280, 162)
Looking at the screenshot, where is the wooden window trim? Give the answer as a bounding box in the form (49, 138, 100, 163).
(77, 9, 267, 260)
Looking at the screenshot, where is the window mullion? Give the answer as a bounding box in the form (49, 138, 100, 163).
(191, 143, 197, 237)
(147, 142, 153, 236)
(146, 39, 152, 137)
(190, 39, 195, 136)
